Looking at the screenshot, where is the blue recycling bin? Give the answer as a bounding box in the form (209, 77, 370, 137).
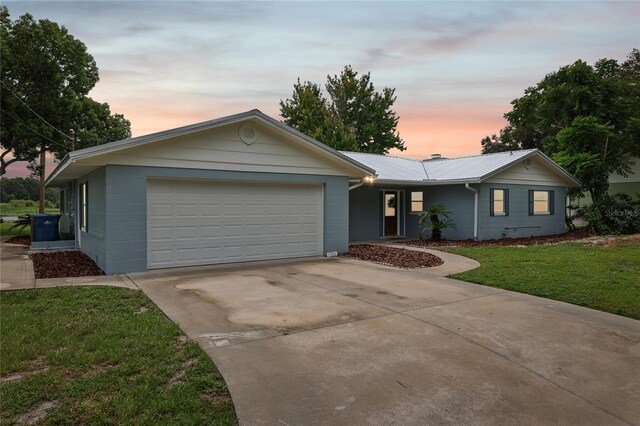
(31, 214, 61, 242)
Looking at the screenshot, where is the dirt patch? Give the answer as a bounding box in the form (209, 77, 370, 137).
(581, 235, 640, 247)
(1, 357, 51, 383)
(16, 400, 57, 425)
(342, 244, 444, 269)
(30, 251, 104, 279)
(5, 235, 31, 246)
(398, 231, 590, 248)
(167, 358, 198, 389)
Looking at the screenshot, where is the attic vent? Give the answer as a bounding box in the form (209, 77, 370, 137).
(523, 159, 532, 169)
(239, 123, 258, 145)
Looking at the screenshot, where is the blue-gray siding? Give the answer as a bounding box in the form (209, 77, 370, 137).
(349, 183, 566, 242)
(477, 183, 566, 239)
(98, 165, 349, 274)
(349, 184, 475, 241)
(77, 167, 107, 271)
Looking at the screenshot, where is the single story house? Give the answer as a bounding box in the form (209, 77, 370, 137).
(45, 110, 579, 274)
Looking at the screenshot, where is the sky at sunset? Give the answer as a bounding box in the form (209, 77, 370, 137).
(3, 0, 639, 178)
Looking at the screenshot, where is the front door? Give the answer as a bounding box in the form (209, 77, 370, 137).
(383, 190, 399, 237)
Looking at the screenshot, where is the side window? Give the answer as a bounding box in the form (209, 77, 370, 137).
(410, 191, 423, 213)
(529, 190, 554, 215)
(490, 189, 508, 216)
(80, 183, 88, 230)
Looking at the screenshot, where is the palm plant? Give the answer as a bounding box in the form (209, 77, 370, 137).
(9, 214, 32, 236)
(418, 204, 456, 242)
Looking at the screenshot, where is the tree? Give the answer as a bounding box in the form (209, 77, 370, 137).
(0, 6, 131, 212)
(280, 66, 405, 154)
(480, 49, 640, 204)
(279, 80, 357, 151)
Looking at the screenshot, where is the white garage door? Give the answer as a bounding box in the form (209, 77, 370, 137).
(147, 179, 323, 269)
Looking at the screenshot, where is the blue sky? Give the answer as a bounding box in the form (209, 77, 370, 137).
(3, 1, 639, 177)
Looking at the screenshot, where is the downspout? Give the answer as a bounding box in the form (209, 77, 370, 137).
(465, 183, 479, 240)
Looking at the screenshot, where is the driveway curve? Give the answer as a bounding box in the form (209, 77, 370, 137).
(131, 253, 640, 425)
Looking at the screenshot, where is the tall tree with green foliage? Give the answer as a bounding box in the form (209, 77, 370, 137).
(0, 6, 131, 212)
(280, 66, 405, 154)
(481, 49, 640, 203)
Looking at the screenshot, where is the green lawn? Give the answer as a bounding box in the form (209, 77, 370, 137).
(0, 203, 58, 216)
(0, 221, 30, 236)
(0, 287, 237, 425)
(444, 241, 640, 320)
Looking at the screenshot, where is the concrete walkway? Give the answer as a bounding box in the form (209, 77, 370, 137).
(0, 236, 35, 290)
(0, 236, 137, 291)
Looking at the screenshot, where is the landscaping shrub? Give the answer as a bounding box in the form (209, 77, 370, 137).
(573, 193, 640, 235)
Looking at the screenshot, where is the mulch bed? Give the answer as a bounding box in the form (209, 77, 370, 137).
(397, 231, 590, 248)
(5, 236, 31, 246)
(30, 251, 105, 279)
(341, 244, 444, 269)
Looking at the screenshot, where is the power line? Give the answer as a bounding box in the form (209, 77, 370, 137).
(0, 80, 73, 141)
(0, 107, 72, 152)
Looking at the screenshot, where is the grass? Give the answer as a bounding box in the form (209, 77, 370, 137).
(0, 203, 58, 216)
(0, 287, 237, 425)
(0, 221, 30, 236)
(444, 241, 640, 320)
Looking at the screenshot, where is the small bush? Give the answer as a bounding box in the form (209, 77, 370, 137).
(573, 193, 640, 235)
(9, 199, 35, 208)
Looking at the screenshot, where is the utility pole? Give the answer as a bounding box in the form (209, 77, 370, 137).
(38, 148, 46, 214)
(70, 129, 76, 151)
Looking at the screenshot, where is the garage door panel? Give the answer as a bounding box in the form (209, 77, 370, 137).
(147, 179, 323, 268)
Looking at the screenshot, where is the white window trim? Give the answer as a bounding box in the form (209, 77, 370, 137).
(532, 190, 551, 215)
(80, 183, 88, 232)
(492, 189, 507, 216)
(410, 191, 424, 214)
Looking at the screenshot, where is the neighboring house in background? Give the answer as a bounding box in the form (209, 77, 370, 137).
(45, 110, 579, 274)
(572, 158, 640, 207)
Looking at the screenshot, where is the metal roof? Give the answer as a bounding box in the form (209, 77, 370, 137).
(341, 149, 580, 185)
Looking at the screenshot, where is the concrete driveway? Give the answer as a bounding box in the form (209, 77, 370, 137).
(130, 254, 640, 426)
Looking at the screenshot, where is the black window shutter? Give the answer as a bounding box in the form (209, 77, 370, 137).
(528, 190, 534, 216)
(490, 189, 495, 216)
(549, 190, 555, 215)
(505, 189, 510, 216)
(378, 191, 384, 237)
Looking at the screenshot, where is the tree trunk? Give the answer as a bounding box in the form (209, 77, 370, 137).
(39, 149, 46, 213)
(430, 214, 441, 242)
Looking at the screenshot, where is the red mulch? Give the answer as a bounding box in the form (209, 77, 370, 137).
(5, 236, 31, 246)
(341, 244, 444, 269)
(398, 231, 590, 248)
(30, 251, 105, 279)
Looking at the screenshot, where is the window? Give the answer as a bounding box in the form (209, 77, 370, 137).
(490, 189, 508, 216)
(411, 191, 423, 213)
(529, 190, 554, 215)
(80, 183, 88, 230)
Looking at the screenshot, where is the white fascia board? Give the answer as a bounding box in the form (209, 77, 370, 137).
(45, 109, 376, 186)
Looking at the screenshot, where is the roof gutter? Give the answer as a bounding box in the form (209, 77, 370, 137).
(373, 178, 482, 186)
(464, 183, 479, 240)
(44, 154, 73, 187)
(349, 175, 376, 191)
